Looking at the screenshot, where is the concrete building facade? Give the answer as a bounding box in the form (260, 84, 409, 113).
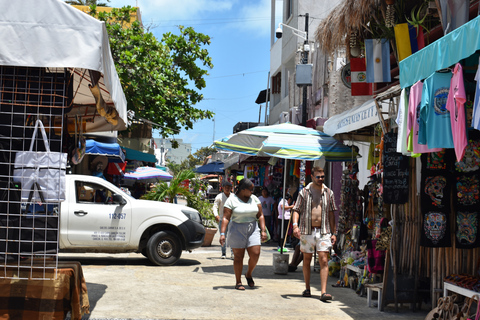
(269, 0, 371, 125)
(153, 138, 192, 165)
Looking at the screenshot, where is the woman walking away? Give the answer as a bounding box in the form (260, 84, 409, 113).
(220, 178, 268, 290)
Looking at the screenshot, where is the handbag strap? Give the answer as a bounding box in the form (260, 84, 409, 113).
(26, 182, 46, 209)
(29, 119, 50, 152)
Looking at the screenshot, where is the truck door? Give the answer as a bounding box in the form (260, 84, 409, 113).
(66, 180, 132, 247)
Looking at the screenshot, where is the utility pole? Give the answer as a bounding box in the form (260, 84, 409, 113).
(301, 13, 309, 127)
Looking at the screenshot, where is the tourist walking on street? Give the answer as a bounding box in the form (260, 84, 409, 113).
(277, 193, 294, 249)
(219, 178, 268, 290)
(258, 188, 275, 242)
(291, 167, 337, 301)
(213, 181, 233, 259)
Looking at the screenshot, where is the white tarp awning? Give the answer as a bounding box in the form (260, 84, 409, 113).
(323, 99, 390, 136)
(0, 0, 127, 132)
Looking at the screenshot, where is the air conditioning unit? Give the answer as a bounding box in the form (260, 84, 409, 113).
(289, 107, 300, 124)
(279, 111, 289, 123)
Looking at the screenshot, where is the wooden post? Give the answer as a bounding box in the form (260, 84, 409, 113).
(393, 205, 398, 312)
(432, 248, 437, 307)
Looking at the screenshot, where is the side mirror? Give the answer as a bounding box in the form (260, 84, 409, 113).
(113, 193, 126, 205)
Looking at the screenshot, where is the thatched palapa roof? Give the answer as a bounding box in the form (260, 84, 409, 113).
(315, 0, 381, 54)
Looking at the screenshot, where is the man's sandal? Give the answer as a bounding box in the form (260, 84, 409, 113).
(235, 283, 245, 290)
(302, 289, 311, 297)
(320, 293, 332, 301)
(245, 274, 255, 287)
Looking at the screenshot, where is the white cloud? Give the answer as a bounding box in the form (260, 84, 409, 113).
(109, 0, 272, 38)
(221, 0, 271, 37)
(111, 0, 235, 21)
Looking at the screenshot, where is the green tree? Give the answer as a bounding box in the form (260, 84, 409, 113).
(185, 178, 215, 228)
(142, 169, 195, 203)
(165, 162, 184, 177)
(65, 0, 109, 6)
(180, 146, 217, 169)
(92, 7, 214, 137)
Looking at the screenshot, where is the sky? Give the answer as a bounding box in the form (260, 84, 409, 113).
(108, 0, 282, 153)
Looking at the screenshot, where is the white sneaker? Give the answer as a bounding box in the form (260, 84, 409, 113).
(221, 255, 226, 259)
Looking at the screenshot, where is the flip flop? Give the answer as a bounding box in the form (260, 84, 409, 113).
(235, 283, 245, 290)
(320, 293, 332, 301)
(302, 289, 311, 297)
(245, 274, 255, 287)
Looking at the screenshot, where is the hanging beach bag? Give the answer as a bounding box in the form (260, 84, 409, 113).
(13, 119, 67, 202)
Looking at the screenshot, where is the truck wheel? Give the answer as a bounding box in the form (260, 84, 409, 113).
(146, 231, 182, 266)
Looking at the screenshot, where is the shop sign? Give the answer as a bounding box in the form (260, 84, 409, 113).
(382, 132, 409, 204)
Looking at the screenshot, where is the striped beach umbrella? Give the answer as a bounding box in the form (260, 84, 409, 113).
(214, 122, 355, 161)
(124, 166, 173, 181)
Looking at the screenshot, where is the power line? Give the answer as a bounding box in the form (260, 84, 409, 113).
(207, 70, 268, 79)
(151, 16, 273, 22)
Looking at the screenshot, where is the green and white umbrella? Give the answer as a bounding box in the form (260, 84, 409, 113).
(215, 122, 355, 161)
(215, 123, 356, 258)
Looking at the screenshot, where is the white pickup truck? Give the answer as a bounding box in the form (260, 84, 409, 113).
(58, 174, 206, 266)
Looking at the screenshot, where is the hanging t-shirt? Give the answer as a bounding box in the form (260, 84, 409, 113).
(472, 57, 480, 129)
(419, 72, 454, 149)
(420, 152, 452, 247)
(407, 81, 442, 155)
(455, 209, 480, 248)
(446, 63, 467, 162)
(395, 88, 411, 155)
(453, 132, 480, 248)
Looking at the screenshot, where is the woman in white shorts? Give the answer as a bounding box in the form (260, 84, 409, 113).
(220, 179, 268, 290)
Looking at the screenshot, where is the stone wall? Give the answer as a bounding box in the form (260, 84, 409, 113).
(328, 68, 371, 117)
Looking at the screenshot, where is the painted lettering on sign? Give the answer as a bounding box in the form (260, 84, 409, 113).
(336, 105, 377, 130)
(383, 132, 409, 204)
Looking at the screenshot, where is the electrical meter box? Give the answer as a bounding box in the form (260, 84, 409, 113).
(296, 64, 313, 86)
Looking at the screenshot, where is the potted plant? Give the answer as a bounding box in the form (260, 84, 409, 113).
(185, 178, 218, 246)
(142, 169, 195, 203)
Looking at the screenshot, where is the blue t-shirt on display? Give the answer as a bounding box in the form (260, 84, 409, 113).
(419, 72, 454, 149)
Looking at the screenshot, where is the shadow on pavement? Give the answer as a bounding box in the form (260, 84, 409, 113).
(65, 282, 107, 320)
(59, 255, 202, 267)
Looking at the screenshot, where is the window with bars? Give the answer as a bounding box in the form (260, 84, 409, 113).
(272, 72, 282, 94)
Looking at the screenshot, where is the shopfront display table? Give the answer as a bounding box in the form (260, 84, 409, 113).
(0, 261, 89, 319)
(443, 282, 478, 299)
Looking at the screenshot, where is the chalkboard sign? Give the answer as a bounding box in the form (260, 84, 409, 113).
(383, 132, 409, 204)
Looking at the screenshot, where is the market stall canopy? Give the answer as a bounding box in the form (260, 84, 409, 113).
(323, 99, 390, 137)
(400, 15, 480, 88)
(194, 161, 225, 174)
(215, 122, 355, 161)
(123, 147, 157, 164)
(124, 166, 173, 181)
(0, 0, 127, 132)
(85, 139, 125, 162)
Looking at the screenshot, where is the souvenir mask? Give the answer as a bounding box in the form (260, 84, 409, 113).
(424, 212, 447, 244)
(424, 176, 447, 207)
(456, 175, 480, 206)
(456, 211, 478, 245)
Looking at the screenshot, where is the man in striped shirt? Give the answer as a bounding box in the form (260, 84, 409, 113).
(291, 166, 337, 301)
